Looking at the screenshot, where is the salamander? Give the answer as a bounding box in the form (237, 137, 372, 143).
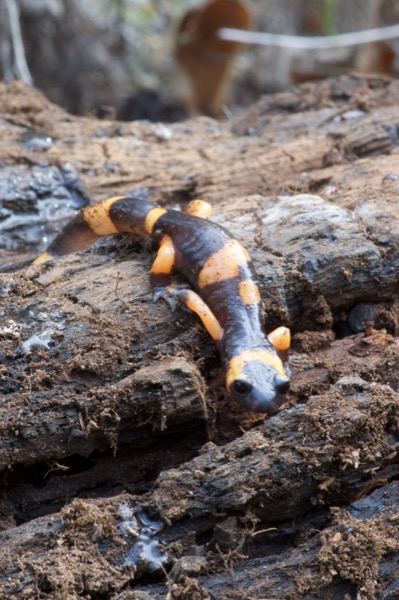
(34, 194, 290, 413)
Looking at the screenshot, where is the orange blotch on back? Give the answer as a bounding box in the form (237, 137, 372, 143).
(198, 239, 251, 288)
(238, 279, 261, 305)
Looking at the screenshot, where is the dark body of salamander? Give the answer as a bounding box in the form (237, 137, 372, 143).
(34, 195, 290, 413)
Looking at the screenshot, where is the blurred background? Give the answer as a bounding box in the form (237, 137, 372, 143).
(1, 0, 399, 121)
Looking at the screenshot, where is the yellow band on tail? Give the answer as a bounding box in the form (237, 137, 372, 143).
(83, 197, 125, 236)
(32, 251, 54, 265)
(145, 208, 168, 235)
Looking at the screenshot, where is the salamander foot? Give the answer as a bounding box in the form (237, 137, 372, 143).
(152, 285, 191, 313)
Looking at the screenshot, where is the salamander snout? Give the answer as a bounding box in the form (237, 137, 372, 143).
(273, 374, 290, 395)
(228, 358, 290, 414)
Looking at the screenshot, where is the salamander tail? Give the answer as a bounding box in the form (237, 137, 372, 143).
(33, 195, 158, 262)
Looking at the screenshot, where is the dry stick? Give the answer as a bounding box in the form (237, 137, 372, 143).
(5, 0, 33, 85)
(218, 23, 399, 50)
(0, 1, 13, 81)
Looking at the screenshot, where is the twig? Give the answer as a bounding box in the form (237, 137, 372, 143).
(5, 0, 33, 85)
(218, 23, 399, 50)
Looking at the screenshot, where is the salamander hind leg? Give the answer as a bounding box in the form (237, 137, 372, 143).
(150, 234, 185, 311)
(185, 200, 213, 219)
(149, 234, 175, 291)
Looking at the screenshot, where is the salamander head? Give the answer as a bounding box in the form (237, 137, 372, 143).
(226, 350, 290, 414)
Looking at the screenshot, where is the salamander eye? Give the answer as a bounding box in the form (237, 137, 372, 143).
(232, 379, 253, 395)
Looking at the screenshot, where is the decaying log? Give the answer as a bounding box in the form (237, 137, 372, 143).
(152, 379, 399, 525)
(1, 190, 399, 477)
(1, 378, 399, 598)
(139, 481, 399, 599)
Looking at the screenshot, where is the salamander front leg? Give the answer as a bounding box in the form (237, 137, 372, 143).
(154, 286, 223, 342)
(268, 326, 290, 352)
(153, 286, 182, 312)
(268, 326, 291, 366)
(176, 289, 223, 341)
